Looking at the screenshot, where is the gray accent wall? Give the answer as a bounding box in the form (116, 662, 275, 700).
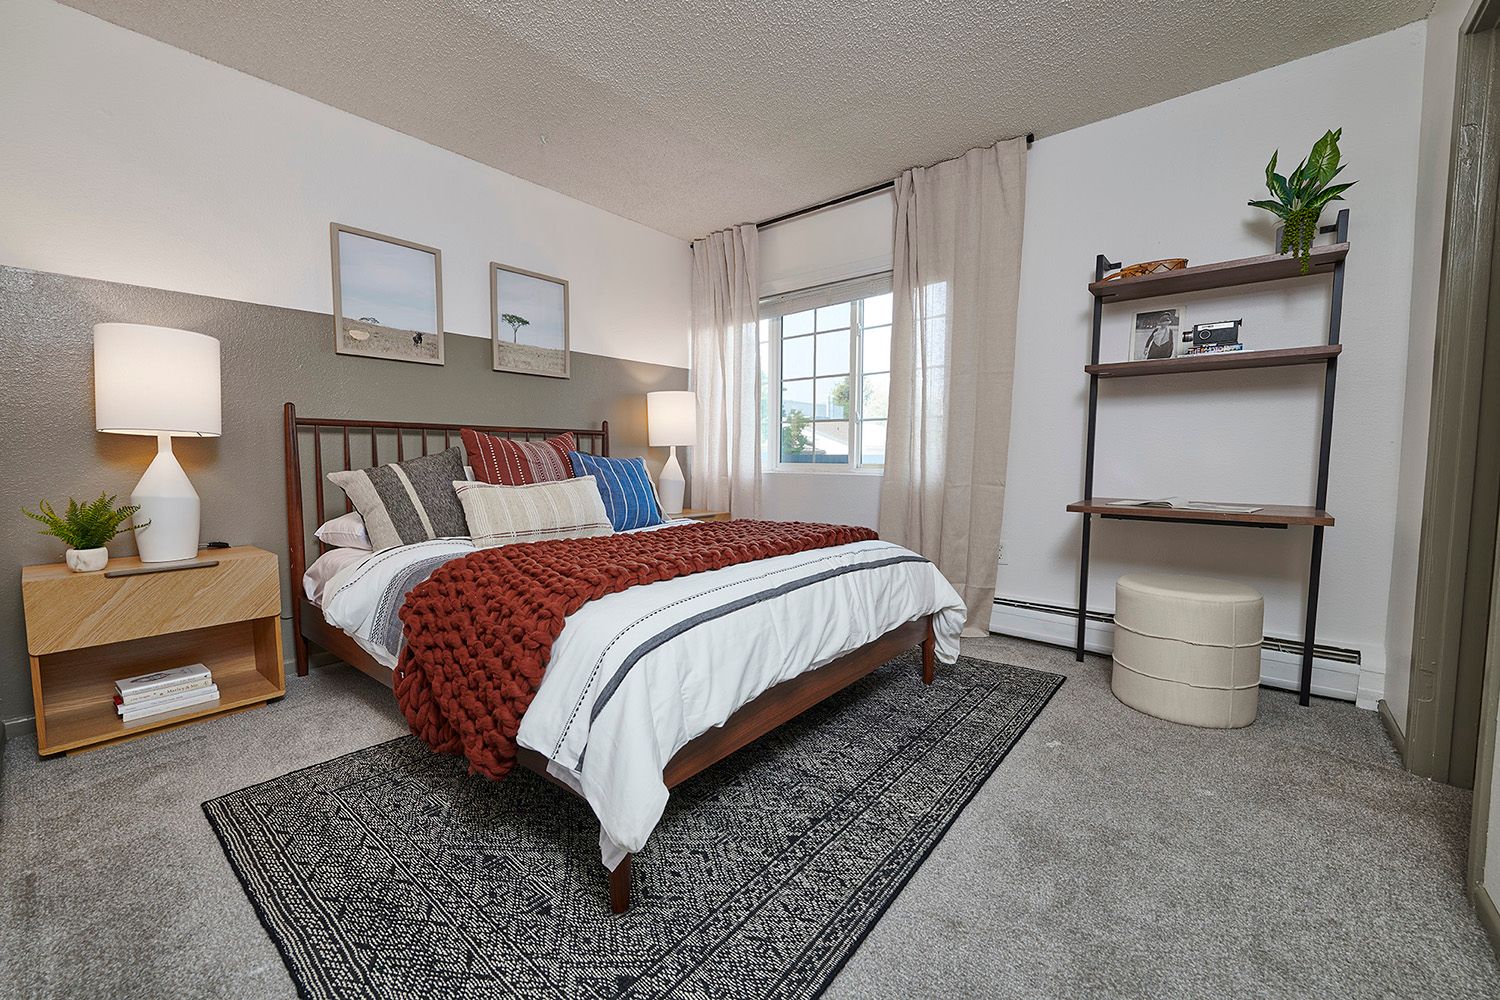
(0, 265, 689, 730)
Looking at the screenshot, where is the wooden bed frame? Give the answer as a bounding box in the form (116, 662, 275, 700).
(282, 402, 936, 912)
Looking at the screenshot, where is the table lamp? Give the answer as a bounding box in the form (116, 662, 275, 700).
(646, 390, 696, 516)
(94, 323, 222, 562)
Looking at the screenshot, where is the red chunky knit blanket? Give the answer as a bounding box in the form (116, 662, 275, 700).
(394, 519, 877, 780)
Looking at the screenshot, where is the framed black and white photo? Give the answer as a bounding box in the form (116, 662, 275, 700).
(491, 262, 570, 379)
(330, 223, 444, 365)
(1130, 306, 1183, 361)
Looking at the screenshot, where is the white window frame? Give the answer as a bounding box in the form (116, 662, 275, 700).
(760, 272, 892, 475)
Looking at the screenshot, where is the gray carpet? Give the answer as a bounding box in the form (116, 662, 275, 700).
(2, 636, 1497, 999)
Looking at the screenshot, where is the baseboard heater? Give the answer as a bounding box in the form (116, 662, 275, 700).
(990, 596, 1368, 705)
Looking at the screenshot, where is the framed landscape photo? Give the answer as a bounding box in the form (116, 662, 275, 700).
(330, 223, 444, 366)
(491, 262, 570, 379)
(1130, 305, 1183, 361)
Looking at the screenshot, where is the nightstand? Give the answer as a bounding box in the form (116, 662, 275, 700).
(20, 546, 284, 756)
(679, 509, 731, 523)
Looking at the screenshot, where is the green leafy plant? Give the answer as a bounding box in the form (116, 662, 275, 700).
(1249, 128, 1356, 273)
(22, 493, 145, 550)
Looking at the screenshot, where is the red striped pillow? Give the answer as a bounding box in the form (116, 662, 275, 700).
(461, 428, 577, 486)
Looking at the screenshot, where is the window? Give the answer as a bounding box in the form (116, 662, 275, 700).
(760, 275, 892, 472)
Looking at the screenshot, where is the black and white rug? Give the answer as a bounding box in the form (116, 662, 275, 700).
(205, 651, 1062, 1000)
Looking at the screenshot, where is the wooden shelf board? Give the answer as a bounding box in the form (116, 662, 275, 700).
(1086, 344, 1342, 378)
(1068, 498, 1334, 527)
(1090, 243, 1349, 302)
(34, 617, 284, 755)
(41, 669, 281, 754)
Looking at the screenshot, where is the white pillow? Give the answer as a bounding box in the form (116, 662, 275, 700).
(314, 510, 373, 550)
(453, 476, 613, 548)
(303, 547, 368, 604)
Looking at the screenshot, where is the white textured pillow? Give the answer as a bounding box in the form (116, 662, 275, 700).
(453, 476, 613, 548)
(302, 547, 368, 604)
(314, 510, 373, 550)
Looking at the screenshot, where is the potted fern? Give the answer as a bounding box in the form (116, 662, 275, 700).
(22, 493, 146, 572)
(1249, 128, 1356, 273)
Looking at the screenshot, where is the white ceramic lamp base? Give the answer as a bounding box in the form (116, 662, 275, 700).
(658, 445, 685, 516)
(131, 434, 201, 562)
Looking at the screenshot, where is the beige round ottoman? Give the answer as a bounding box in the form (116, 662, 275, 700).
(1112, 573, 1263, 728)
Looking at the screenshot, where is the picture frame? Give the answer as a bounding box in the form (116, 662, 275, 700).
(1130, 305, 1184, 361)
(491, 262, 570, 379)
(330, 223, 444, 366)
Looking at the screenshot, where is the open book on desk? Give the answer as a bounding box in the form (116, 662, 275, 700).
(1105, 497, 1264, 514)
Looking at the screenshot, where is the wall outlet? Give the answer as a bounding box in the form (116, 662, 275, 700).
(997, 540, 1009, 565)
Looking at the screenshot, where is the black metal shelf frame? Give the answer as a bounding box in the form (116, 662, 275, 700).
(1073, 209, 1349, 706)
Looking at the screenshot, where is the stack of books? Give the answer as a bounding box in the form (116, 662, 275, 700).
(1186, 343, 1246, 356)
(114, 663, 219, 725)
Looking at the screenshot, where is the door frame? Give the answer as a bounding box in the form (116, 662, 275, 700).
(1406, 1, 1500, 786)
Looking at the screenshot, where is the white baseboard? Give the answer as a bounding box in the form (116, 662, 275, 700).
(3, 714, 37, 739)
(990, 602, 1379, 709)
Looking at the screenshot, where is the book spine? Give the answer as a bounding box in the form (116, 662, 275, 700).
(117, 685, 220, 720)
(115, 664, 211, 698)
(117, 677, 213, 705)
(119, 695, 219, 719)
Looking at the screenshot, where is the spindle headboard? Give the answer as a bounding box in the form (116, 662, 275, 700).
(281, 402, 609, 671)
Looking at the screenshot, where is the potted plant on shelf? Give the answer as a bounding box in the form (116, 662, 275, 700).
(1249, 128, 1356, 273)
(22, 493, 146, 572)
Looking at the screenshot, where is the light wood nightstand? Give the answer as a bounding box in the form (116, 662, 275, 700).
(20, 546, 284, 756)
(679, 509, 731, 523)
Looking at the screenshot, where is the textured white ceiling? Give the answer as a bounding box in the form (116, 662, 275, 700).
(60, 0, 1432, 240)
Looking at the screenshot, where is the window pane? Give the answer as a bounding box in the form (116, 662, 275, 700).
(815, 376, 849, 419)
(863, 324, 891, 374)
(861, 419, 886, 467)
(783, 308, 814, 337)
(816, 302, 851, 331)
(862, 372, 889, 419)
(759, 326, 771, 464)
(782, 334, 814, 380)
(780, 382, 815, 463)
(782, 378, 814, 418)
(863, 292, 893, 328)
(812, 421, 849, 463)
(815, 329, 849, 377)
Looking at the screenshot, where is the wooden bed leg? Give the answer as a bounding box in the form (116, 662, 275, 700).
(292, 629, 309, 677)
(609, 854, 632, 914)
(921, 616, 936, 685)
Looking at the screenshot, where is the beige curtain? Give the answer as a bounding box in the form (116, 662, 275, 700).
(877, 139, 1027, 634)
(690, 224, 762, 517)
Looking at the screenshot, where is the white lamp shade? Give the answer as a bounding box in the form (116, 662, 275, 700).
(647, 390, 697, 447)
(94, 323, 221, 437)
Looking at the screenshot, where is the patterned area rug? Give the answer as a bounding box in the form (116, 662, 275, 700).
(205, 651, 1062, 1000)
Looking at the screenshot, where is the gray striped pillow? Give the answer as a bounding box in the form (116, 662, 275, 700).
(327, 446, 469, 550)
(454, 476, 613, 548)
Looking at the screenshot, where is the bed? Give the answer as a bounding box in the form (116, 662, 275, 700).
(282, 402, 965, 912)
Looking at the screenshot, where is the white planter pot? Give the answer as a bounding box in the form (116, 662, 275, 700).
(65, 547, 109, 573)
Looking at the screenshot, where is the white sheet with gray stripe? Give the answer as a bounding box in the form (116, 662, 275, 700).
(316, 530, 967, 867)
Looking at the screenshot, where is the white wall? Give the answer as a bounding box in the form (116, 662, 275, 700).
(997, 24, 1428, 707)
(0, 0, 690, 368)
(757, 26, 1435, 705)
(1383, 0, 1472, 732)
(758, 192, 894, 528)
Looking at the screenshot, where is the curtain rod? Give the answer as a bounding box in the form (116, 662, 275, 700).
(752, 132, 1034, 233)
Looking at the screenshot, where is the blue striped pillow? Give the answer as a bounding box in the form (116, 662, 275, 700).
(567, 452, 665, 532)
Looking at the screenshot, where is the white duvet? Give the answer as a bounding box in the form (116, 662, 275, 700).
(318, 526, 965, 867)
